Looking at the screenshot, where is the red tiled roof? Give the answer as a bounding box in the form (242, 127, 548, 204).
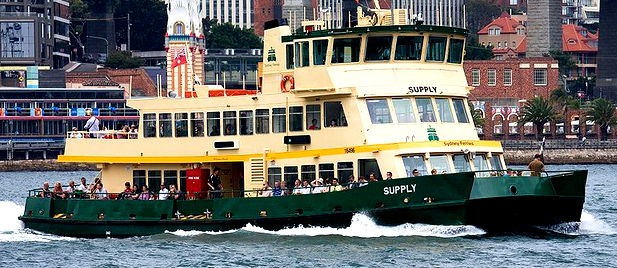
(562, 24, 598, 52)
(492, 37, 526, 55)
(478, 11, 521, 35)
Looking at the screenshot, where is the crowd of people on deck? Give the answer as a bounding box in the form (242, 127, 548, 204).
(69, 110, 138, 139)
(38, 177, 184, 201)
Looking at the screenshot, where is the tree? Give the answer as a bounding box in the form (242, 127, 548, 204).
(586, 98, 617, 140)
(204, 22, 262, 49)
(465, 43, 495, 60)
(520, 96, 558, 140)
(69, 0, 90, 18)
(548, 50, 577, 77)
(115, 0, 167, 51)
(105, 51, 144, 69)
(468, 100, 485, 128)
(466, 0, 502, 38)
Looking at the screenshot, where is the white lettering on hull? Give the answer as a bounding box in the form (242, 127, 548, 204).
(383, 184, 417, 195)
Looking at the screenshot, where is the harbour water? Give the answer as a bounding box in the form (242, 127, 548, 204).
(1, 165, 615, 267)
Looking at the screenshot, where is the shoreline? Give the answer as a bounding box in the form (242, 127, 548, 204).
(0, 160, 97, 172)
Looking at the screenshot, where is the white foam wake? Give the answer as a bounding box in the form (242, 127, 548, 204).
(0, 201, 75, 242)
(542, 210, 616, 235)
(167, 213, 486, 238)
(165, 229, 238, 237)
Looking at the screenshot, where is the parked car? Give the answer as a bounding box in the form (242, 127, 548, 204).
(82, 54, 95, 63)
(96, 53, 107, 64)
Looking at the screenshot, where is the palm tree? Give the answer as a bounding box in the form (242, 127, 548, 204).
(586, 98, 617, 141)
(550, 87, 581, 135)
(468, 100, 485, 129)
(520, 96, 558, 140)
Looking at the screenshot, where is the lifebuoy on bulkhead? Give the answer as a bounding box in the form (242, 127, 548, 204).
(280, 75, 294, 92)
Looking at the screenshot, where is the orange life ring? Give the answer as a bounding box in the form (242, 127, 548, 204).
(280, 75, 294, 92)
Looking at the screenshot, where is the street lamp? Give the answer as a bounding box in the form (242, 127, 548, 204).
(87, 35, 109, 57)
(561, 74, 569, 93)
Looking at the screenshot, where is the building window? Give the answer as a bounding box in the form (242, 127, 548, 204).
(497, 42, 501, 49)
(256, 109, 269, 134)
(489, 29, 494, 35)
(495, 28, 501, 35)
(534, 69, 547, 86)
(510, 0, 517, 4)
(488, 69, 496, 86)
(504, 69, 513, 86)
(472, 69, 480, 86)
(207, 111, 221, 136)
(517, 28, 524, 35)
(174, 22, 184, 35)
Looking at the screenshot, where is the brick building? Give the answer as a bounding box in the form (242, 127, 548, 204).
(254, 0, 283, 36)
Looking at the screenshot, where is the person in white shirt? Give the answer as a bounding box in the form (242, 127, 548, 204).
(84, 110, 99, 138)
(69, 127, 83, 139)
(260, 183, 272, 197)
(76, 177, 88, 192)
(311, 178, 326, 194)
(94, 182, 108, 199)
(299, 180, 312, 195)
(158, 183, 169, 200)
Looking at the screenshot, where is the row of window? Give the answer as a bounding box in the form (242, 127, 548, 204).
(286, 34, 464, 69)
(133, 170, 187, 193)
(366, 97, 470, 125)
(482, 40, 518, 49)
(142, 102, 348, 138)
(403, 153, 503, 177)
(471, 68, 547, 87)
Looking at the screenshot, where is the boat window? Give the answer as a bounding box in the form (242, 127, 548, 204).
(337, 162, 353, 184)
(286, 44, 294, 69)
(452, 99, 470, 123)
(324, 101, 348, 127)
(133, 170, 146, 189)
(313, 39, 328, 65)
(402, 155, 427, 176)
(429, 155, 452, 173)
(435, 98, 454, 123)
(284, 166, 298, 189)
(179, 170, 187, 192)
(295, 41, 309, 67)
(289, 106, 303, 131)
(306, 104, 321, 130)
(395, 36, 423, 60)
(366, 99, 393, 124)
(490, 155, 504, 171)
(452, 154, 472, 172)
(358, 159, 382, 180)
(272, 108, 286, 133)
(175, 113, 189, 137)
(301, 165, 316, 182)
(319, 163, 335, 181)
(448, 39, 464, 64)
(392, 98, 416, 123)
(473, 154, 490, 176)
(416, 98, 436, 122)
(223, 111, 237, 135)
(207, 111, 221, 136)
(239, 110, 254, 135)
(159, 113, 172, 138)
(426, 36, 447, 62)
(190, 112, 204, 137)
(294, 42, 301, 68)
(268, 167, 282, 185)
(147, 170, 162, 193)
(164, 170, 178, 188)
(365, 36, 392, 61)
(331, 38, 361, 64)
(143, 113, 156, 138)
(256, 109, 270, 134)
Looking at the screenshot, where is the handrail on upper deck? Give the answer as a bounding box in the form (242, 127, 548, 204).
(66, 130, 138, 139)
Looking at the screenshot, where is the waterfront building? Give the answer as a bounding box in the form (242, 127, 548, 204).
(562, 0, 599, 26)
(0, 0, 70, 69)
(596, 0, 617, 100)
(254, 0, 283, 36)
(200, 0, 254, 29)
(391, 0, 466, 28)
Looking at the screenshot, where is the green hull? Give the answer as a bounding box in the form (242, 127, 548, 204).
(19, 171, 587, 238)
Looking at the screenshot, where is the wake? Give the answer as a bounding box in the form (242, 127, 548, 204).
(0, 201, 76, 242)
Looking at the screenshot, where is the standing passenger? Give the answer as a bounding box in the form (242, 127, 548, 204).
(208, 168, 223, 198)
(528, 154, 545, 176)
(83, 109, 99, 138)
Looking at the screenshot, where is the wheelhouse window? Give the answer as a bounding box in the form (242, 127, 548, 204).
(490, 155, 504, 171)
(403, 155, 427, 176)
(473, 154, 490, 173)
(429, 155, 452, 173)
(301, 165, 316, 182)
(395, 36, 423, 60)
(272, 108, 286, 133)
(452, 154, 472, 172)
(239, 110, 253, 135)
(392, 98, 416, 123)
(268, 167, 282, 185)
(447, 39, 464, 64)
(159, 113, 172, 137)
(452, 99, 470, 123)
(331, 38, 361, 64)
(319, 163, 335, 181)
(190, 112, 204, 137)
(207, 111, 221, 136)
(143, 113, 156, 138)
(223, 111, 237, 135)
(313, 39, 328, 65)
(289, 106, 303, 131)
(256, 109, 269, 134)
(286, 44, 294, 69)
(306, 104, 321, 130)
(295, 41, 309, 67)
(426, 37, 447, 62)
(337, 162, 353, 184)
(435, 98, 454, 123)
(365, 36, 392, 61)
(416, 98, 436, 122)
(175, 113, 188, 137)
(324, 101, 347, 127)
(366, 99, 392, 124)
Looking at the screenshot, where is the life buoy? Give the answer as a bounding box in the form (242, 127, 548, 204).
(280, 75, 294, 92)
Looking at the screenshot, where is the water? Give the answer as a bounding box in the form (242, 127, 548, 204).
(1, 166, 615, 267)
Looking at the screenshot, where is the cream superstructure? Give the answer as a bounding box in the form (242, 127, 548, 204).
(60, 9, 505, 194)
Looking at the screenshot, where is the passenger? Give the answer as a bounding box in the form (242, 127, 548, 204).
(442, 170, 447, 174)
(93, 182, 108, 200)
(528, 154, 545, 176)
(431, 169, 438, 175)
(358, 176, 368, 187)
(158, 183, 169, 200)
(272, 181, 283, 196)
(292, 179, 303, 195)
(69, 127, 83, 139)
(324, 178, 332, 189)
(224, 124, 234, 135)
(76, 177, 88, 192)
(131, 185, 140, 200)
(347, 175, 357, 189)
(209, 125, 220, 136)
(369, 172, 378, 181)
(53, 182, 65, 199)
(65, 180, 76, 198)
(308, 118, 319, 130)
(386, 172, 393, 180)
(170, 184, 184, 200)
(299, 180, 312, 195)
(139, 185, 152, 200)
(119, 182, 133, 199)
(330, 178, 343, 192)
(311, 178, 325, 193)
(329, 119, 337, 127)
(208, 167, 223, 198)
(40, 182, 52, 198)
(128, 125, 138, 139)
(260, 182, 273, 197)
(412, 169, 420, 177)
(83, 109, 100, 138)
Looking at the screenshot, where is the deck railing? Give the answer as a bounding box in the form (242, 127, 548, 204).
(66, 130, 138, 139)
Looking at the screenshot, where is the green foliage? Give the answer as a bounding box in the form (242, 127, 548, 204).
(105, 51, 144, 69)
(114, 0, 167, 51)
(465, 43, 495, 60)
(520, 96, 558, 140)
(203, 20, 262, 49)
(69, 0, 90, 18)
(466, 0, 502, 37)
(586, 98, 617, 140)
(468, 100, 485, 128)
(548, 50, 577, 77)
(570, 75, 596, 97)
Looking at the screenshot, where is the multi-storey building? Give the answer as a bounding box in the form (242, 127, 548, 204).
(562, 24, 597, 77)
(596, 0, 617, 100)
(0, 0, 70, 71)
(391, 0, 466, 28)
(254, 0, 283, 36)
(562, 0, 600, 26)
(201, 0, 254, 29)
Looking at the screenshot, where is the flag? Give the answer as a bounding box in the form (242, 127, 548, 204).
(355, 0, 359, 2)
(171, 49, 187, 68)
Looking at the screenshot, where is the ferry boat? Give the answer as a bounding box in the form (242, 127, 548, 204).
(19, 3, 587, 238)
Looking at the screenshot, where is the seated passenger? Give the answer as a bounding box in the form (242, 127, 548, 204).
(65, 180, 76, 198)
(292, 179, 303, 195)
(128, 125, 138, 139)
(169, 184, 184, 200)
(260, 183, 273, 197)
(158, 183, 169, 200)
(308, 119, 320, 130)
(358, 176, 368, 187)
(369, 172, 378, 181)
(131, 185, 140, 200)
(272, 181, 283, 196)
(298, 180, 312, 195)
(93, 182, 108, 200)
(40, 182, 52, 198)
(412, 169, 420, 177)
(139, 185, 152, 200)
(329, 119, 337, 127)
(431, 169, 438, 175)
(53, 182, 65, 199)
(76, 177, 88, 193)
(311, 178, 326, 194)
(330, 178, 343, 192)
(347, 175, 357, 189)
(69, 127, 82, 139)
(385, 172, 393, 180)
(118, 182, 133, 199)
